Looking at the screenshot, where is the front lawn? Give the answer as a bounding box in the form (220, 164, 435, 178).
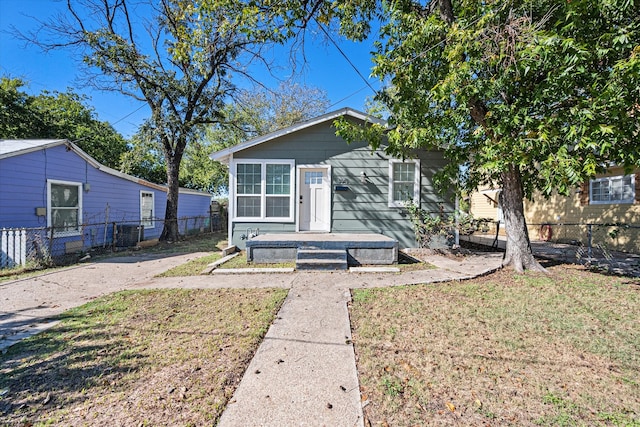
(156, 252, 222, 277)
(0, 288, 287, 426)
(215, 251, 295, 269)
(350, 264, 640, 426)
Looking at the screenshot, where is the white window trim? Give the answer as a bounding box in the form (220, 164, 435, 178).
(589, 174, 635, 205)
(231, 158, 295, 222)
(388, 159, 420, 208)
(47, 179, 83, 237)
(140, 191, 155, 229)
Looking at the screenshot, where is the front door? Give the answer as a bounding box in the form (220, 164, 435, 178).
(299, 167, 330, 231)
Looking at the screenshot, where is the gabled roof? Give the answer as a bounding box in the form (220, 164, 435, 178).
(0, 139, 209, 196)
(209, 107, 387, 164)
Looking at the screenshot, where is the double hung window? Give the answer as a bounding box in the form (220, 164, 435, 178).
(389, 160, 420, 207)
(140, 191, 155, 228)
(48, 180, 82, 236)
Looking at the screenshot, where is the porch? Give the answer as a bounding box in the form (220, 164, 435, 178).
(245, 233, 398, 268)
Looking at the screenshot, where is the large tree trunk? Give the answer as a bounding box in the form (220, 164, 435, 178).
(500, 164, 547, 273)
(160, 151, 181, 242)
(159, 131, 188, 242)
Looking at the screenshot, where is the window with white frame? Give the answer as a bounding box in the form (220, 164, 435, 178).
(48, 180, 82, 236)
(140, 191, 155, 228)
(233, 160, 294, 221)
(589, 174, 635, 204)
(389, 160, 420, 207)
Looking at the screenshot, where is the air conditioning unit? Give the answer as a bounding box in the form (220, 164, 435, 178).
(116, 225, 144, 247)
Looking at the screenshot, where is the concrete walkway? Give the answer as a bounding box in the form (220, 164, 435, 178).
(219, 274, 363, 426)
(217, 255, 502, 427)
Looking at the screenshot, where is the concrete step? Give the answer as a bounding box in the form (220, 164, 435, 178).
(296, 248, 348, 270)
(296, 248, 347, 260)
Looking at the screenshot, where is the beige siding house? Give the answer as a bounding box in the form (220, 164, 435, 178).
(470, 168, 640, 253)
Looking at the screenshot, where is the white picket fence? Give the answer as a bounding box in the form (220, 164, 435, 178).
(1, 228, 27, 269)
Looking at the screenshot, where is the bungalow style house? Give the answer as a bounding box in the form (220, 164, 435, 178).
(469, 167, 640, 254)
(210, 108, 454, 264)
(0, 139, 211, 261)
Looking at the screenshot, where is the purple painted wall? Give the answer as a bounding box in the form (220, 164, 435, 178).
(0, 144, 211, 253)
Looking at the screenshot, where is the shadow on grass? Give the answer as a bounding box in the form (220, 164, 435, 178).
(0, 307, 61, 351)
(0, 310, 148, 419)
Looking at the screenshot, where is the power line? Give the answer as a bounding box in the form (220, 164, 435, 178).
(314, 19, 378, 95)
(400, 13, 484, 68)
(322, 12, 485, 110)
(327, 85, 370, 110)
(110, 102, 148, 127)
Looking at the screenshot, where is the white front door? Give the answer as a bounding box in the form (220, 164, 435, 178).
(299, 167, 330, 231)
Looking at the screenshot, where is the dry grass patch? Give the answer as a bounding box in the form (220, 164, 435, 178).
(350, 264, 640, 426)
(0, 288, 287, 426)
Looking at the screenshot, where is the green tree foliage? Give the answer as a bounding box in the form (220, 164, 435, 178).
(181, 83, 330, 194)
(121, 83, 328, 194)
(25, 0, 287, 241)
(0, 77, 127, 168)
(119, 122, 167, 185)
(303, 0, 639, 272)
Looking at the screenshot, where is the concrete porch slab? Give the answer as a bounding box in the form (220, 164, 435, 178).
(245, 233, 399, 265)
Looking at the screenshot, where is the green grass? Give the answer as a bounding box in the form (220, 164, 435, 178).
(135, 232, 227, 254)
(156, 252, 223, 277)
(396, 261, 436, 271)
(0, 287, 288, 426)
(216, 251, 295, 269)
(350, 265, 640, 426)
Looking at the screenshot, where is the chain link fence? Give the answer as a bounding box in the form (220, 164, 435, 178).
(460, 220, 640, 275)
(1, 212, 227, 270)
(527, 221, 640, 260)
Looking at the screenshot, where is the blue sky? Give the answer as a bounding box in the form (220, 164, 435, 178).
(0, 0, 381, 138)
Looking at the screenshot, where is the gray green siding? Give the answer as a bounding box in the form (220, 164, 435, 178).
(231, 120, 453, 249)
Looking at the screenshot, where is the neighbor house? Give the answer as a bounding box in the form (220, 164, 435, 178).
(469, 167, 640, 253)
(0, 139, 212, 259)
(210, 108, 453, 261)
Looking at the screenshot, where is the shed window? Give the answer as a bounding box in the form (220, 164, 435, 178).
(589, 175, 635, 204)
(389, 160, 420, 207)
(233, 160, 295, 221)
(140, 191, 155, 228)
(48, 180, 82, 236)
